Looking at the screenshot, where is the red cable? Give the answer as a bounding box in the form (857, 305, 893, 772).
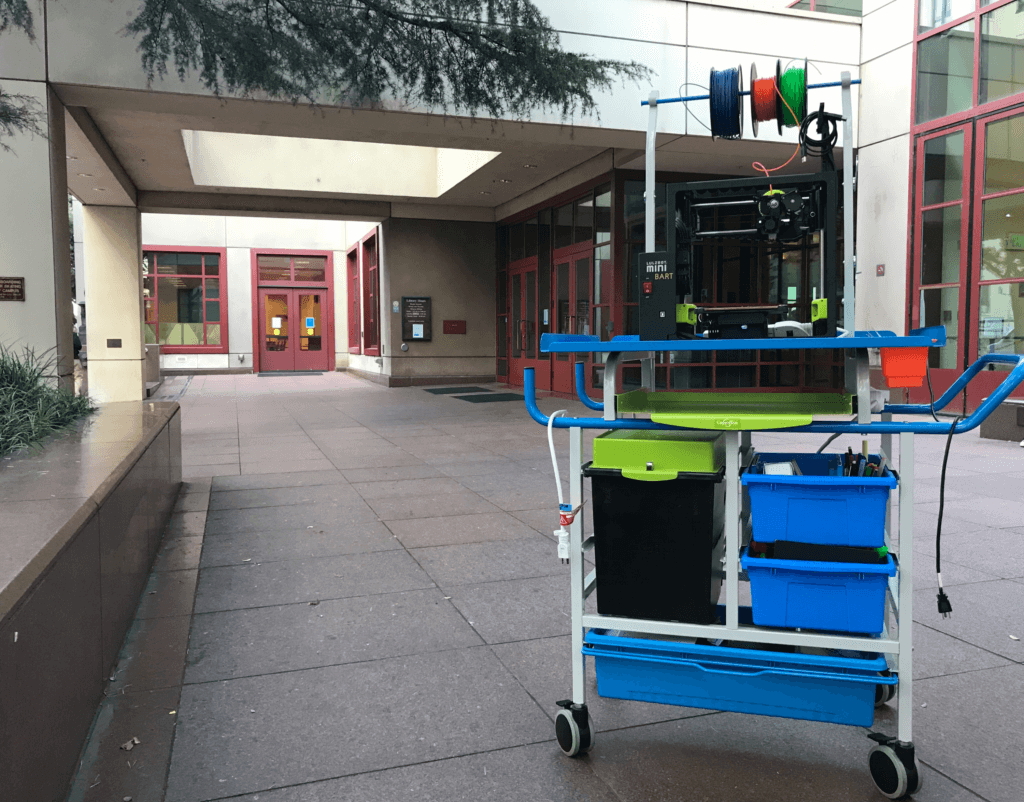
(752, 82, 802, 185)
(751, 78, 777, 123)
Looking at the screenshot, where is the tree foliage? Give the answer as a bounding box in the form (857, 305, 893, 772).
(0, 89, 43, 152)
(0, 0, 33, 39)
(124, 0, 648, 118)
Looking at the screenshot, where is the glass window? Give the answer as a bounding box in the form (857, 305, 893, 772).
(204, 253, 220, 273)
(920, 206, 962, 284)
(144, 251, 225, 349)
(915, 20, 975, 124)
(923, 131, 965, 205)
(980, 3, 1024, 106)
(595, 184, 611, 245)
(574, 196, 594, 244)
(537, 211, 551, 335)
(977, 282, 1024, 365)
(294, 256, 327, 282)
(922, 286, 960, 368)
(554, 204, 573, 249)
(258, 255, 291, 282)
(981, 193, 1024, 281)
(623, 181, 666, 244)
(509, 223, 525, 262)
(525, 217, 539, 258)
(919, 0, 974, 33)
(985, 113, 1024, 193)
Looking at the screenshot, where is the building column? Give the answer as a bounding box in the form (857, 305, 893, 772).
(81, 206, 146, 402)
(0, 82, 74, 389)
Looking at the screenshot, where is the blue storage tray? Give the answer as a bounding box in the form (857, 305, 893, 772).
(742, 452, 897, 547)
(741, 547, 897, 634)
(584, 626, 894, 727)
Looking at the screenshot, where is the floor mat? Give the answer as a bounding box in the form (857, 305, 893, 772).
(424, 386, 492, 394)
(257, 371, 324, 376)
(454, 393, 524, 403)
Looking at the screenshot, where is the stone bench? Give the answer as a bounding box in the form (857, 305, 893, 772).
(0, 402, 181, 802)
(979, 397, 1024, 442)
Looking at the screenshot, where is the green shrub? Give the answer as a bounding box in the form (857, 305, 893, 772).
(0, 346, 95, 457)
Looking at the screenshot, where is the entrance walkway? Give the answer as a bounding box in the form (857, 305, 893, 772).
(71, 372, 1024, 802)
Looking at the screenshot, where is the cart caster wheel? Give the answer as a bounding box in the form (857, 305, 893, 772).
(555, 701, 594, 757)
(874, 683, 897, 708)
(868, 738, 922, 799)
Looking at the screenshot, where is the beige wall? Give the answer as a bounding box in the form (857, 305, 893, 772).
(372, 218, 496, 381)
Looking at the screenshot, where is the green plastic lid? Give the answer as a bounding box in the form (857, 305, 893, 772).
(591, 430, 725, 481)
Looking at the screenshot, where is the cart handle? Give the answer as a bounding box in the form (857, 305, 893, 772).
(575, 362, 604, 411)
(525, 352, 1024, 434)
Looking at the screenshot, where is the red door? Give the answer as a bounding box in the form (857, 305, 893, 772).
(347, 249, 361, 353)
(508, 263, 538, 386)
(551, 250, 592, 394)
(259, 288, 330, 372)
(259, 289, 294, 372)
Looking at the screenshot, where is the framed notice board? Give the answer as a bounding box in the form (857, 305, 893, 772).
(401, 296, 432, 342)
(0, 277, 26, 302)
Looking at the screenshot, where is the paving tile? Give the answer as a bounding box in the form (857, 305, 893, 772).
(367, 491, 499, 521)
(136, 570, 199, 619)
(478, 488, 558, 512)
(918, 495, 1024, 530)
(180, 477, 212, 494)
(185, 588, 482, 683)
(193, 550, 435, 613)
(352, 476, 468, 499)
(182, 454, 240, 467)
(912, 665, 1024, 802)
(165, 647, 552, 801)
(172, 493, 211, 517)
(182, 465, 240, 480)
(447, 574, 572, 644)
(211, 470, 348, 492)
(586, 713, 983, 802)
(419, 449, 505, 465)
(909, 554, 999, 588)
(204, 499, 378, 535)
(199, 522, 400, 567)
(910, 621, 1013, 680)
(493, 635, 713, 731)
(913, 528, 1024, 579)
(913, 580, 1024, 660)
(65, 687, 180, 802)
(234, 741, 619, 802)
(435, 458, 519, 477)
(386, 511, 541, 548)
(108, 614, 192, 693)
(410, 537, 564, 588)
(340, 464, 442, 483)
(240, 458, 337, 475)
(208, 482, 361, 511)
(153, 536, 203, 573)
(326, 451, 428, 470)
(512, 507, 595, 535)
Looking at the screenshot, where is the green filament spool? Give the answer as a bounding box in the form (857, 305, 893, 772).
(779, 65, 807, 127)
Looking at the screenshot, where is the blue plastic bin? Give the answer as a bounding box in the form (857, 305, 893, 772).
(742, 452, 897, 547)
(741, 547, 897, 634)
(583, 627, 895, 727)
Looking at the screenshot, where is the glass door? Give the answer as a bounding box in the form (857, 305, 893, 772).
(295, 291, 328, 372)
(507, 261, 538, 386)
(259, 289, 294, 372)
(910, 124, 973, 405)
(551, 248, 593, 394)
(968, 107, 1024, 406)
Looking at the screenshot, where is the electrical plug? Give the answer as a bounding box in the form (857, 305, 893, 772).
(556, 529, 570, 564)
(936, 589, 952, 618)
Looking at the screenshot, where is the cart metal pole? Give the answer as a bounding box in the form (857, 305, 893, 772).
(724, 430, 741, 629)
(569, 425, 586, 706)
(897, 431, 914, 743)
(646, 92, 658, 255)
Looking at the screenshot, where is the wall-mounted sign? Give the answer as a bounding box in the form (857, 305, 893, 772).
(401, 296, 432, 341)
(0, 277, 25, 302)
(271, 317, 283, 329)
(392, 300, 400, 314)
(305, 317, 315, 329)
(443, 320, 467, 335)
(1006, 234, 1024, 250)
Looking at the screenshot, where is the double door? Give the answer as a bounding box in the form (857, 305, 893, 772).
(551, 249, 592, 394)
(258, 287, 328, 372)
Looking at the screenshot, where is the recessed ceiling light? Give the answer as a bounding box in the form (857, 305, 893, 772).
(1006, 213, 1012, 218)
(66, 155, 77, 160)
(523, 164, 538, 169)
(78, 173, 93, 178)
(499, 179, 513, 184)
(479, 191, 492, 195)
(93, 187, 107, 192)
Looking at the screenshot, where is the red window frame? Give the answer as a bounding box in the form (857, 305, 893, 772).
(142, 246, 229, 354)
(250, 248, 336, 373)
(346, 245, 361, 354)
(361, 231, 381, 357)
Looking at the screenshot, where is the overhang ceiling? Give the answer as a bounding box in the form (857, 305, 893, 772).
(58, 85, 843, 222)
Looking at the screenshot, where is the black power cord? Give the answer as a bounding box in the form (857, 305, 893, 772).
(935, 415, 962, 618)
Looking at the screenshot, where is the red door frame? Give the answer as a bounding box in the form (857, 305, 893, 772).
(346, 245, 361, 354)
(507, 256, 542, 389)
(250, 248, 335, 373)
(361, 230, 381, 357)
(551, 240, 594, 395)
(257, 288, 296, 372)
(143, 245, 229, 355)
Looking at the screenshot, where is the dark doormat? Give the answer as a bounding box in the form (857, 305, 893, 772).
(454, 392, 524, 403)
(424, 386, 492, 394)
(258, 371, 324, 376)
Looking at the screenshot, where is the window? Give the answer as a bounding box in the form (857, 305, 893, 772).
(361, 233, 380, 356)
(257, 254, 327, 283)
(347, 247, 361, 354)
(143, 250, 226, 351)
(788, 0, 862, 16)
(916, 19, 975, 123)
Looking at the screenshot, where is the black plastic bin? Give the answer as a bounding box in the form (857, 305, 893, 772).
(584, 465, 726, 624)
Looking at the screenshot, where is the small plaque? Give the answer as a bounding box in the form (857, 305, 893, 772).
(401, 296, 432, 342)
(443, 320, 467, 335)
(305, 317, 315, 329)
(271, 317, 283, 329)
(0, 277, 25, 302)
(107, 339, 122, 348)
(876, 264, 885, 276)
